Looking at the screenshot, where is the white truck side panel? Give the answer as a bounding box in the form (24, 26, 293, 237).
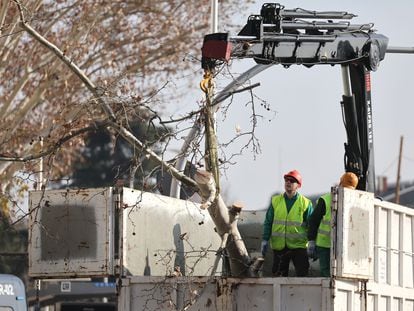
(367, 282, 414, 311)
(373, 199, 414, 289)
(28, 187, 220, 278)
(118, 276, 369, 311)
(121, 188, 221, 276)
(28, 188, 115, 277)
(336, 188, 374, 279)
(368, 197, 414, 311)
(119, 276, 414, 311)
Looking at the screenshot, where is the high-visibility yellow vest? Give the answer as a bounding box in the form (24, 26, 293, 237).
(270, 194, 310, 250)
(316, 193, 332, 248)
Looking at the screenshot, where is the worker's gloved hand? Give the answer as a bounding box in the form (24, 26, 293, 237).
(307, 240, 317, 259)
(261, 240, 269, 256)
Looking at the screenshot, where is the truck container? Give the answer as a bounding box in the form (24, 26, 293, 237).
(117, 187, 414, 310)
(28, 187, 221, 278)
(28, 187, 414, 310)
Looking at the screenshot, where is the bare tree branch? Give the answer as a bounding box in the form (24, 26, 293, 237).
(12, 0, 198, 189)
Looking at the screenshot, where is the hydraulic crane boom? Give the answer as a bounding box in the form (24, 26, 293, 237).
(201, 3, 392, 192)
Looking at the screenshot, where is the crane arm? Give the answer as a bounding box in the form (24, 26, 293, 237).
(201, 3, 391, 192)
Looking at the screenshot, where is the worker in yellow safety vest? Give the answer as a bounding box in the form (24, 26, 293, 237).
(261, 170, 313, 277)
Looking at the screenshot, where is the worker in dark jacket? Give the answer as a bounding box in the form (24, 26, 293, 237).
(261, 170, 313, 277)
(307, 172, 359, 277)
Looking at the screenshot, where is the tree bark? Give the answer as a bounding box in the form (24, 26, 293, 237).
(194, 170, 253, 276)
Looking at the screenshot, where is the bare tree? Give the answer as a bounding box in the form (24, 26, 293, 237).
(1, 0, 264, 277)
(0, 0, 252, 217)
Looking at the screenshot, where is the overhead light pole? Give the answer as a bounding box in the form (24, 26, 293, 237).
(211, 0, 218, 32)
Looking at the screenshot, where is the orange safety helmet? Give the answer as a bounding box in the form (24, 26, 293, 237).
(284, 170, 302, 186)
(339, 172, 359, 189)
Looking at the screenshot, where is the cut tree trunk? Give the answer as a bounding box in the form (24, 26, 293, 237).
(194, 170, 258, 277)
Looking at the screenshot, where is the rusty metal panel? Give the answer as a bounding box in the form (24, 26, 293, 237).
(335, 187, 374, 279)
(121, 188, 221, 277)
(28, 188, 115, 278)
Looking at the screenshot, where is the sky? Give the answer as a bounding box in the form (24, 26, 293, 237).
(168, 0, 414, 210)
